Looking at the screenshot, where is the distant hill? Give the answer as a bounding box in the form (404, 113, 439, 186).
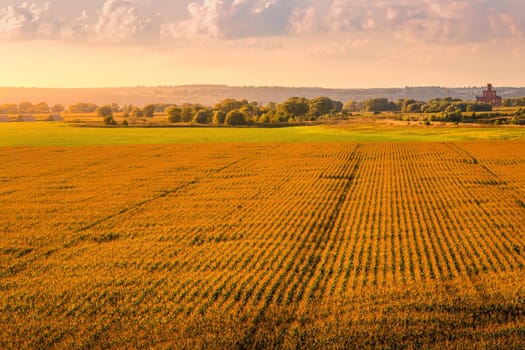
(1, 85, 524, 106)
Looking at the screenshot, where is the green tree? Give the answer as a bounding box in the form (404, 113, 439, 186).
(343, 100, 364, 113)
(192, 110, 211, 124)
(103, 116, 117, 125)
(308, 97, 340, 119)
(400, 99, 418, 113)
(180, 104, 194, 122)
(214, 99, 248, 113)
(239, 104, 258, 122)
(364, 98, 396, 112)
(406, 103, 424, 113)
(68, 102, 98, 113)
(142, 104, 156, 118)
(258, 113, 271, 124)
(212, 110, 226, 125)
(278, 97, 309, 120)
(225, 110, 246, 125)
(166, 106, 182, 123)
(96, 105, 113, 118)
(96, 105, 116, 125)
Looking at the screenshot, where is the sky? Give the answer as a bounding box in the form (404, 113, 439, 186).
(0, 0, 524, 88)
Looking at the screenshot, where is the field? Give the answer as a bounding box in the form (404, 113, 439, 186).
(1, 121, 525, 146)
(1, 138, 524, 348)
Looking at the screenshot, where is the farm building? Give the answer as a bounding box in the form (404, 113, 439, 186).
(476, 84, 502, 106)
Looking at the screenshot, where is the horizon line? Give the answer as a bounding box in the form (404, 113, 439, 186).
(1, 84, 523, 90)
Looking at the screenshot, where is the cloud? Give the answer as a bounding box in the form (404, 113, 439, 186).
(58, 10, 88, 40)
(95, 0, 159, 42)
(0, 0, 523, 45)
(291, 0, 524, 43)
(0, 2, 88, 40)
(162, 0, 294, 39)
(0, 2, 50, 38)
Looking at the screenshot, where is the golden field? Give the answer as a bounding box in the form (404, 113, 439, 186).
(1, 141, 524, 348)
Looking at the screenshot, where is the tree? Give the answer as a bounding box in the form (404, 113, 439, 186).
(212, 110, 226, 125)
(239, 104, 257, 121)
(192, 110, 211, 124)
(308, 97, 340, 119)
(96, 105, 116, 125)
(68, 102, 98, 113)
(110, 103, 120, 113)
(180, 104, 194, 122)
(266, 102, 277, 111)
(214, 99, 248, 113)
(121, 105, 131, 118)
(278, 97, 309, 120)
(466, 102, 492, 112)
(51, 104, 65, 113)
(400, 99, 418, 113)
(131, 107, 143, 118)
(18, 102, 33, 113)
(225, 110, 246, 125)
(142, 104, 156, 118)
(96, 105, 113, 118)
(166, 106, 182, 123)
(333, 100, 343, 113)
(343, 100, 364, 113)
(364, 98, 396, 112)
(103, 116, 117, 125)
(34, 102, 50, 113)
(0, 103, 18, 114)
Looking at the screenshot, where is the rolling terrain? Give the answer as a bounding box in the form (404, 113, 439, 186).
(2, 85, 525, 106)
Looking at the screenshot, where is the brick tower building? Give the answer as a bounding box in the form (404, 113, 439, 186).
(476, 84, 502, 106)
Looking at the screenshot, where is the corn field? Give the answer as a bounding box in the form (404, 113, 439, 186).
(1, 141, 524, 348)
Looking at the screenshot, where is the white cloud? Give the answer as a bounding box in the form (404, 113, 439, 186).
(0, 2, 87, 40)
(0, 0, 523, 45)
(95, 0, 158, 42)
(162, 0, 293, 39)
(291, 0, 524, 43)
(59, 10, 88, 40)
(0, 2, 50, 38)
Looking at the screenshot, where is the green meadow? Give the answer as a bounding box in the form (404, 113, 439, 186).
(0, 122, 524, 146)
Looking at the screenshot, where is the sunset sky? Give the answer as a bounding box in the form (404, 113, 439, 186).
(0, 0, 524, 88)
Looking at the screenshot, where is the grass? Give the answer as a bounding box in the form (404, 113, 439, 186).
(0, 121, 524, 146)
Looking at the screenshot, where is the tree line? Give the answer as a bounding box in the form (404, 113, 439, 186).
(3, 95, 524, 126)
(502, 97, 525, 107)
(96, 97, 344, 125)
(0, 102, 65, 114)
(344, 97, 494, 114)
